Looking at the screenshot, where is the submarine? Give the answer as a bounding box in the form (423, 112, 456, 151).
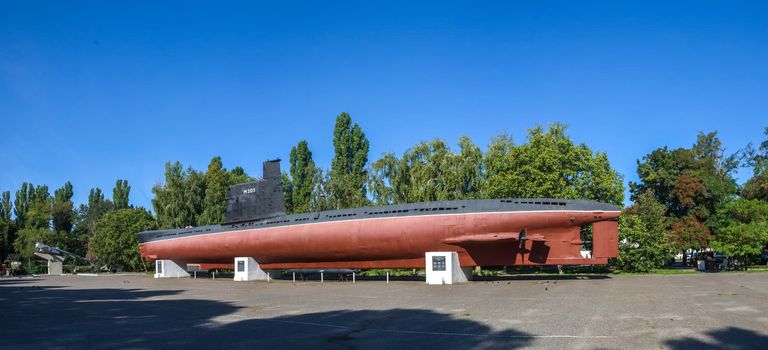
(138, 160, 620, 270)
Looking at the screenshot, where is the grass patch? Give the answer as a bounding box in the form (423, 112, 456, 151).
(722, 266, 768, 273)
(613, 266, 768, 275)
(360, 269, 423, 277)
(647, 268, 697, 275)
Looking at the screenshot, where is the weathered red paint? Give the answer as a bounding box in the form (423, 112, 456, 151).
(592, 220, 619, 258)
(140, 210, 620, 269)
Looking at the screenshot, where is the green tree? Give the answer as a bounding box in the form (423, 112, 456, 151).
(13, 183, 31, 229)
(670, 215, 711, 256)
(328, 112, 370, 209)
(742, 127, 768, 201)
(446, 136, 484, 199)
(185, 170, 206, 224)
(88, 188, 112, 219)
(484, 123, 624, 205)
(311, 170, 333, 211)
(0, 191, 11, 222)
(618, 191, 673, 272)
(401, 139, 452, 202)
(11, 183, 77, 260)
(0, 219, 15, 261)
(370, 152, 407, 205)
(152, 161, 197, 228)
(482, 133, 514, 196)
(288, 140, 318, 214)
(70, 188, 114, 256)
(0, 191, 16, 260)
(743, 127, 768, 175)
(282, 172, 294, 214)
(370, 137, 484, 205)
(70, 205, 91, 257)
(691, 132, 740, 211)
(199, 156, 228, 225)
(26, 185, 51, 229)
(226, 166, 255, 186)
(112, 179, 131, 210)
(84, 187, 114, 227)
(710, 199, 768, 269)
(631, 132, 739, 255)
(370, 127, 621, 206)
(742, 173, 768, 201)
(153, 159, 255, 228)
(88, 208, 156, 271)
(631, 148, 696, 215)
(52, 182, 74, 233)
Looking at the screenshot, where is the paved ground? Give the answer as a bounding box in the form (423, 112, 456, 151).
(1, 272, 767, 349)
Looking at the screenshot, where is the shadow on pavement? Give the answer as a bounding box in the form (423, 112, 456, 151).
(664, 326, 768, 350)
(0, 280, 533, 349)
(0, 277, 35, 284)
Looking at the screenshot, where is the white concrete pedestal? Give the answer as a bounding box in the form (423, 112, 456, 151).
(48, 261, 63, 275)
(234, 257, 278, 281)
(154, 260, 190, 278)
(425, 252, 472, 285)
(33, 252, 64, 275)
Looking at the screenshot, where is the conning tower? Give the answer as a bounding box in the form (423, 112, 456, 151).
(225, 159, 285, 223)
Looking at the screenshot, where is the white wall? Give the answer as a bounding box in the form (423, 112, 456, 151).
(154, 260, 190, 278)
(425, 251, 472, 285)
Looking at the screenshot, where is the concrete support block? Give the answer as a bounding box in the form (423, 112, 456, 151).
(234, 257, 278, 281)
(48, 261, 63, 275)
(154, 260, 190, 278)
(425, 251, 472, 285)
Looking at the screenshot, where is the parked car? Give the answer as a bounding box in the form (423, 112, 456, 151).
(697, 251, 731, 271)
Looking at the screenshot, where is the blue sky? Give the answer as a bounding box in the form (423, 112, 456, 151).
(1, 1, 766, 210)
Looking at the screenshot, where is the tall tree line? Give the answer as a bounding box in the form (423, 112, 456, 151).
(0, 191, 15, 264)
(283, 112, 372, 213)
(151, 157, 256, 228)
(0, 179, 135, 266)
(621, 129, 768, 271)
(284, 116, 624, 215)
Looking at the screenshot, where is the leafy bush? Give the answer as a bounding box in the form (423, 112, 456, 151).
(618, 191, 674, 272)
(88, 208, 156, 271)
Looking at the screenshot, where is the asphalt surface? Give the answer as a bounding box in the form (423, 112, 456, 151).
(1, 272, 767, 349)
